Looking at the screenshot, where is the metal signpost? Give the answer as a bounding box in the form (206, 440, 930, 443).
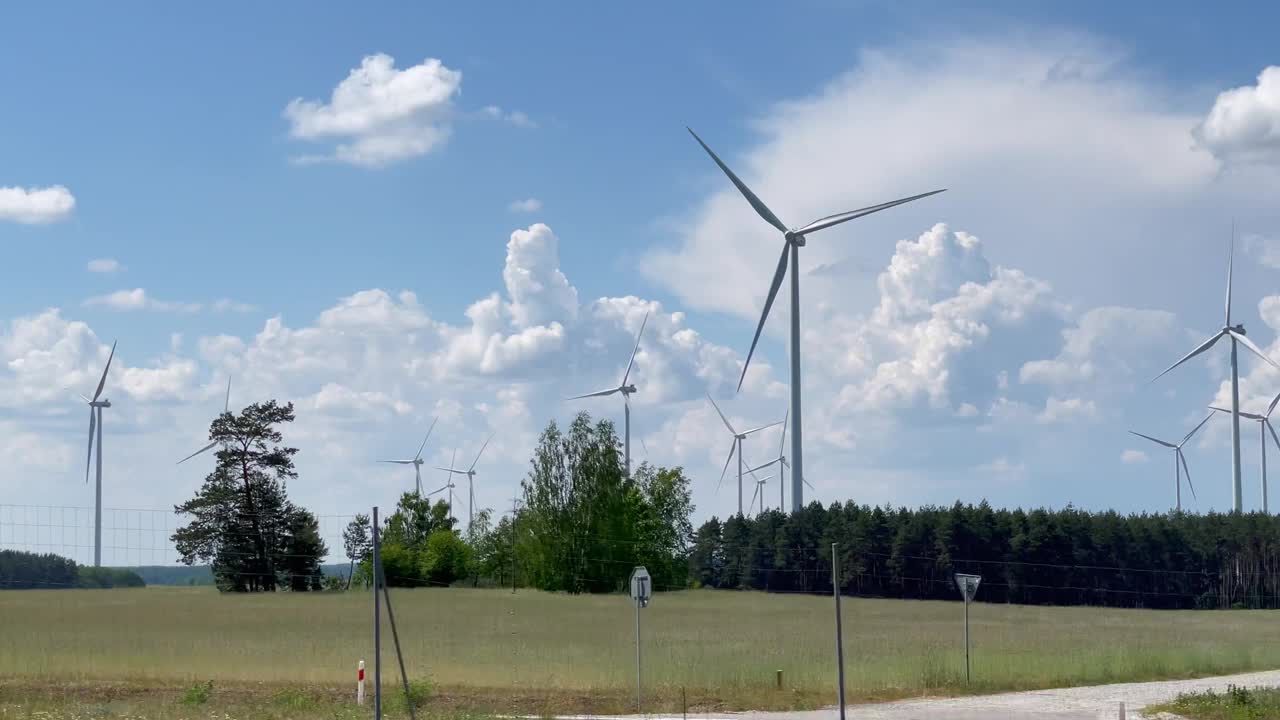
(954, 573, 982, 684)
(630, 566, 651, 712)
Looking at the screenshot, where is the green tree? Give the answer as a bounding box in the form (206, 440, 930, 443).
(342, 513, 372, 589)
(422, 530, 471, 586)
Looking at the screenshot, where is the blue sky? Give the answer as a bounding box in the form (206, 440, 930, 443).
(7, 2, 1280, 563)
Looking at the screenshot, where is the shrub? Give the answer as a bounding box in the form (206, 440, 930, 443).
(180, 681, 212, 705)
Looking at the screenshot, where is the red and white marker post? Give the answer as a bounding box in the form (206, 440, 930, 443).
(357, 659, 365, 705)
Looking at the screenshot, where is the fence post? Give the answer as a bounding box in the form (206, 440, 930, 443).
(357, 659, 365, 705)
(832, 542, 846, 720)
(372, 506, 381, 720)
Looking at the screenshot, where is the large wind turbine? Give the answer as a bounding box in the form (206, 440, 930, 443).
(568, 312, 648, 476)
(80, 340, 116, 568)
(177, 377, 233, 466)
(706, 392, 781, 515)
(688, 128, 945, 512)
(377, 417, 439, 495)
(1128, 413, 1213, 512)
(436, 433, 494, 532)
(1209, 390, 1280, 513)
(1151, 232, 1280, 512)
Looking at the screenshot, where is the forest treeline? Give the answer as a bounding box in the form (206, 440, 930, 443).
(0, 549, 145, 589)
(689, 501, 1280, 609)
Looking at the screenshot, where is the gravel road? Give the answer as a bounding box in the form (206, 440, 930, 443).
(561, 669, 1280, 720)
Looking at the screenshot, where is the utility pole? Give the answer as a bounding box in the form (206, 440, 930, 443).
(510, 495, 519, 594)
(372, 506, 381, 720)
(832, 543, 846, 720)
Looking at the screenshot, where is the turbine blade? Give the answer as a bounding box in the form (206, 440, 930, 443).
(1228, 329, 1280, 372)
(414, 417, 438, 461)
(1178, 449, 1197, 501)
(379, 460, 416, 465)
(794, 190, 948, 236)
(1226, 223, 1234, 327)
(435, 467, 465, 474)
(742, 420, 783, 436)
(470, 432, 495, 472)
(177, 441, 218, 465)
(1180, 413, 1216, 446)
(85, 408, 96, 484)
(1268, 391, 1280, 419)
(746, 458, 781, 474)
(639, 436, 650, 459)
(1150, 331, 1225, 383)
(92, 340, 117, 401)
(567, 387, 621, 400)
(427, 485, 449, 496)
(706, 392, 738, 435)
(749, 481, 761, 510)
(803, 477, 816, 491)
(1208, 405, 1232, 415)
(621, 311, 649, 387)
(778, 409, 789, 455)
(1128, 430, 1177, 449)
(76, 392, 91, 403)
(686, 127, 787, 233)
(224, 376, 232, 413)
(715, 440, 736, 493)
(1269, 420, 1280, 455)
(737, 241, 791, 392)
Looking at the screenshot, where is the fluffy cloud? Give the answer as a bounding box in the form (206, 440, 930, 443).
(83, 289, 255, 314)
(0, 186, 75, 224)
(285, 54, 462, 167)
(1020, 307, 1182, 389)
(1121, 449, 1149, 464)
(508, 198, 542, 213)
(1194, 66, 1280, 166)
(87, 258, 123, 274)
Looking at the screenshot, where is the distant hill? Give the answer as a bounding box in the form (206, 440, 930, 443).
(126, 563, 351, 586)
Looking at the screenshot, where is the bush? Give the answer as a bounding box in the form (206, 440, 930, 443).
(390, 679, 432, 712)
(180, 681, 212, 705)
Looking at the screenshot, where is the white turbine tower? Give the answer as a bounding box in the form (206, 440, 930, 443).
(177, 377, 233, 466)
(80, 340, 116, 568)
(1209, 390, 1280, 513)
(436, 434, 494, 532)
(1128, 413, 1213, 512)
(377, 417, 439, 495)
(707, 392, 781, 516)
(1151, 231, 1280, 512)
(568, 311, 648, 476)
(428, 449, 460, 525)
(688, 128, 945, 512)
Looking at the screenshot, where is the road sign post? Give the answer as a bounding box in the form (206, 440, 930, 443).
(954, 573, 981, 684)
(630, 566, 651, 713)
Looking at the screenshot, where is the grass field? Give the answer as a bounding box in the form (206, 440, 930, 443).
(4, 587, 1280, 714)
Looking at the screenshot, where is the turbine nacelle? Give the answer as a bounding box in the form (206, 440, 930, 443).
(785, 230, 804, 247)
(90, 399, 111, 408)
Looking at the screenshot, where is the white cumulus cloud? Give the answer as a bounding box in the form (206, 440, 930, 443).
(285, 54, 462, 167)
(0, 186, 75, 224)
(1194, 66, 1280, 166)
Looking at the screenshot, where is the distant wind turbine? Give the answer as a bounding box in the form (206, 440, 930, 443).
(436, 434, 494, 532)
(568, 311, 648, 476)
(745, 410, 810, 511)
(687, 127, 945, 512)
(1128, 413, 1214, 512)
(177, 377, 233, 466)
(79, 340, 116, 568)
(748, 472, 775, 516)
(707, 392, 781, 516)
(429, 449, 460, 525)
(1151, 229, 1280, 512)
(1209, 390, 1280, 513)
(377, 417, 439, 494)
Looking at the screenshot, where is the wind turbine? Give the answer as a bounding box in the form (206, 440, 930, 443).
(1151, 230, 1280, 512)
(1209, 390, 1280, 513)
(568, 311, 648, 476)
(177, 377, 233, 466)
(79, 340, 116, 568)
(377, 417, 439, 494)
(707, 392, 781, 515)
(748, 472, 776, 516)
(688, 128, 945, 512)
(1128, 413, 1213, 512)
(436, 434, 493, 532)
(745, 410, 811, 511)
(428, 449, 460, 525)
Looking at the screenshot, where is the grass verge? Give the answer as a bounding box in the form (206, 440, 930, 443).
(1147, 685, 1280, 719)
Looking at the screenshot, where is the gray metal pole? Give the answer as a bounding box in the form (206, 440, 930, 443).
(1261, 421, 1268, 513)
(511, 497, 518, 594)
(635, 597, 642, 712)
(1175, 451, 1181, 513)
(94, 406, 103, 567)
(372, 506, 381, 720)
(625, 400, 631, 477)
(1231, 340, 1243, 512)
(832, 543, 845, 720)
(737, 438, 743, 516)
(964, 597, 971, 685)
(790, 241, 804, 513)
(381, 582, 416, 720)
